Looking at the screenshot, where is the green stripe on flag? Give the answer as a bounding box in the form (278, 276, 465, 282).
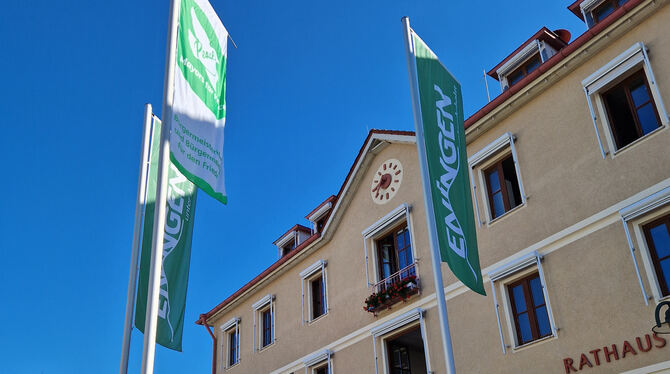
(413, 33, 485, 295)
(135, 117, 198, 351)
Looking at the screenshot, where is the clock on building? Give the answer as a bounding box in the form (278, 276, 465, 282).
(371, 159, 403, 204)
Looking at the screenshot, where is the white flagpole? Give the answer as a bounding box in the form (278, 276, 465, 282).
(401, 16, 457, 374)
(120, 104, 154, 374)
(140, 0, 180, 373)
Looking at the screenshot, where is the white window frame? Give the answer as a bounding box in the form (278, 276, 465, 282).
(361, 203, 416, 287)
(302, 349, 333, 374)
(252, 294, 275, 351)
(468, 132, 526, 226)
(300, 260, 328, 325)
(488, 251, 557, 353)
(496, 40, 541, 91)
(220, 317, 240, 368)
(582, 42, 669, 158)
(307, 202, 333, 233)
(370, 308, 432, 374)
(620, 185, 670, 305)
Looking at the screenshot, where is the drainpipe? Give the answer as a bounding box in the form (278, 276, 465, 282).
(198, 314, 217, 374)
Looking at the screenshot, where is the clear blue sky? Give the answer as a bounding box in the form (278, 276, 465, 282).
(0, 1, 585, 373)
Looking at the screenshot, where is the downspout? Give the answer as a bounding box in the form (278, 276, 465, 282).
(198, 314, 217, 374)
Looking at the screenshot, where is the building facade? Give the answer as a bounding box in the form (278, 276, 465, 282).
(197, 0, 670, 372)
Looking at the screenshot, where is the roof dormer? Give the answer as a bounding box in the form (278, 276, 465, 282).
(274, 224, 312, 259)
(487, 28, 570, 92)
(305, 195, 336, 235)
(569, 0, 629, 28)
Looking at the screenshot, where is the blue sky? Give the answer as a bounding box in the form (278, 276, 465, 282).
(0, 1, 585, 373)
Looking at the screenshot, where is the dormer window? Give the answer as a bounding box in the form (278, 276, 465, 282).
(274, 225, 312, 259)
(507, 54, 541, 87)
(281, 240, 296, 257)
(487, 28, 569, 92)
(306, 196, 336, 235)
(570, 0, 629, 28)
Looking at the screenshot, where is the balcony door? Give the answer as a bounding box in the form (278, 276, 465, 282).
(376, 224, 413, 281)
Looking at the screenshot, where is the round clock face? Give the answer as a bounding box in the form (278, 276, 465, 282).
(371, 159, 403, 204)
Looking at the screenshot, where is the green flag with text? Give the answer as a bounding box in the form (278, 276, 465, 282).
(170, 0, 228, 204)
(412, 32, 485, 295)
(135, 117, 198, 351)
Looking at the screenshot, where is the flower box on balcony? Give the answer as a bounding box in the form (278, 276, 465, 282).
(364, 276, 419, 316)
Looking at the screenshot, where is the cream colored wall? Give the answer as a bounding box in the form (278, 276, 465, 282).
(210, 142, 439, 373)
(468, 2, 670, 272)
(208, 3, 670, 373)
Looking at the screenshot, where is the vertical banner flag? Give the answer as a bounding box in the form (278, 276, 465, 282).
(135, 117, 198, 351)
(411, 31, 486, 295)
(171, 0, 228, 204)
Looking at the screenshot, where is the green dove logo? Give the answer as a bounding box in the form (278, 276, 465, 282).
(187, 6, 220, 88)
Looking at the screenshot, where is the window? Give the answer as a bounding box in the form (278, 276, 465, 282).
(281, 241, 295, 257)
(643, 215, 670, 297)
(370, 309, 431, 374)
(275, 225, 312, 259)
(376, 224, 415, 282)
(582, 42, 668, 157)
(302, 349, 333, 374)
(311, 275, 326, 319)
(579, 0, 629, 28)
(602, 70, 661, 149)
(362, 204, 416, 287)
(252, 294, 275, 351)
(219, 317, 240, 368)
(488, 252, 556, 352)
(483, 155, 522, 220)
(261, 308, 272, 347)
(315, 218, 326, 234)
(228, 328, 239, 366)
(300, 260, 328, 324)
(507, 54, 541, 87)
(469, 133, 526, 225)
(507, 273, 552, 345)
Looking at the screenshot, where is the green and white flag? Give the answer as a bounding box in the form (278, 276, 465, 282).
(170, 0, 228, 204)
(135, 117, 198, 351)
(411, 32, 485, 295)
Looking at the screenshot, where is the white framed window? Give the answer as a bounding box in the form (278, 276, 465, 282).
(361, 204, 417, 288)
(220, 317, 240, 368)
(620, 186, 670, 304)
(468, 132, 526, 225)
(488, 251, 557, 352)
(495, 38, 562, 91)
(370, 308, 432, 374)
(579, 0, 629, 28)
(300, 260, 328, 324)
(275, 226, 312, 258)
(582, 42, 669, 158)
(252, 294, 275, 351)
(302, 349, 333, 374)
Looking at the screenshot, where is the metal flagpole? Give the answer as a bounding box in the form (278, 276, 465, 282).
(140, 0, 180, 373)
(120, 104, 154, 374)
(401, 16, 457, 374)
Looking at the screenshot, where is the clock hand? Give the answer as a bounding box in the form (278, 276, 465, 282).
(372, 181, 382, 192)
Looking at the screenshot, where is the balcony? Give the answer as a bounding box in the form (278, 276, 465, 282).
(364, 263, 420, 315)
